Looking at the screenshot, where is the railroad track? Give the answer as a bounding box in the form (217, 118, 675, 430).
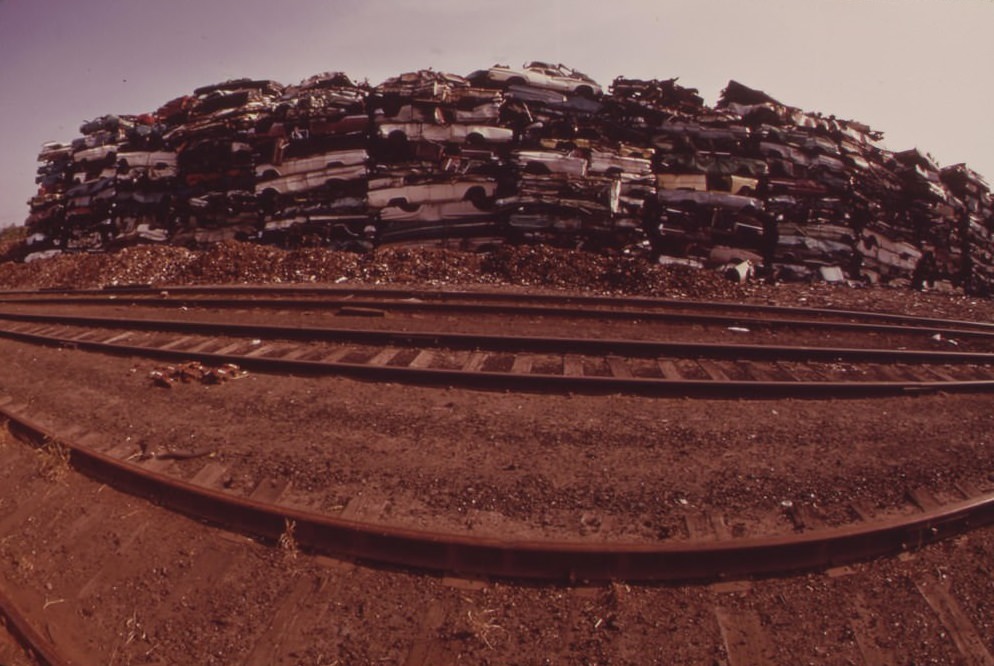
(1, 308, 994, 398)
(4, 399, 994, 664)
(4, 287, 994, 663)
(5, 284, 994, 337)
(3, 398, 993, 586)
(0, 587, 62, 666)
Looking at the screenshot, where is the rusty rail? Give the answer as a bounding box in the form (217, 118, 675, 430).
(3, 402, 994, 585)
(0, 588, 67, 666)
(4, 289, 994, 340)
(4, 309, 994, 361)
(6, 284, 994, 333)
(2, 312, 994, 398)
(2, 319, 994, 398)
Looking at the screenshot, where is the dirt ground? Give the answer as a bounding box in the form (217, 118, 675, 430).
(2, 243, 994, 663)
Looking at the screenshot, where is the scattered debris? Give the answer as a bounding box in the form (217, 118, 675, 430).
(137, 439, 216, 461)
(148, 361, 247, 388)
(337, 306, 387, 317)
(723, 260, 754, 283)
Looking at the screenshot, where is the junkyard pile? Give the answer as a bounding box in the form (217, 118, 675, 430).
(18, 63, 994, 292)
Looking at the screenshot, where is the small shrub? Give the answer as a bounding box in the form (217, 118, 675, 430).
(37, 438, 71, 481)
(278, 518, 299, 561)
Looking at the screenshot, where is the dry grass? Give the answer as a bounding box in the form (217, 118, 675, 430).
(466, 608, 506, 649)
(278, 518, 299, 561)
(36, 437, 71, 481)
(13, 553, 34, 575)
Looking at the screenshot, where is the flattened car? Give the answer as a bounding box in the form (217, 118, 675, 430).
(379, 200, 493, 223)
(470, 62, 602, 97)
(255, 164, 368, 195)
(367, 178, 497, 209)
(255, 149, 367, 180)
(513, 150, 588, 177)
(378, 122, 514, 145)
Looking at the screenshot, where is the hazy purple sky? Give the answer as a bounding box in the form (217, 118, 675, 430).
(1, 0, 991, 229)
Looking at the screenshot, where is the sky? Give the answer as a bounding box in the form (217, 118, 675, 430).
(1, 0, 992, 229)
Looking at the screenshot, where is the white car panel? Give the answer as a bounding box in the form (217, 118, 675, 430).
(367, 179, 496, 208)
(378, 122, 513, 144)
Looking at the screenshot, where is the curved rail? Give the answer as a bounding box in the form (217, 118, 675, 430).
(3, 401, 994, 585)
(0, 587, 67, 666)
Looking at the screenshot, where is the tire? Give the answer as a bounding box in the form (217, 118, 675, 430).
(575, 85, 595, 98)
(259, 187, 282, 213)
(465, 186, 491, 209)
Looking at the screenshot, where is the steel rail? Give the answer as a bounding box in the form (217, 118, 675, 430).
(0, 310, 991, 364)
(0, 588, 67, 666)
(8, 283, 994, 332)
(4, 294, 994, 341)
(2, 316, 994, 398)
(3, 402, 994, 584)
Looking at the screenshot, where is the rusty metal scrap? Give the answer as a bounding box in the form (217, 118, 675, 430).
(18, 64, 994, 293)
(149, 361, 247, 388)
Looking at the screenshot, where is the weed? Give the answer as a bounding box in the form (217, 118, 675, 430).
(15, 554, 34, 574)
(466, 608, 506, 649)
(37, 437, 71, 482)
(124, 609, 146, 645)
(278, 518, 299, 561)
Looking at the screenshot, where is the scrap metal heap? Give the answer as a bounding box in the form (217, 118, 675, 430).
(22, 64, 994, 292)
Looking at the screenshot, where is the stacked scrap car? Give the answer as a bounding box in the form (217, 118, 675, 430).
(18, 62, 994, 292)
(469, 62, 603, 97)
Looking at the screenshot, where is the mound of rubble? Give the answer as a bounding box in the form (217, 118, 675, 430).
(0, 240, 743, 300)
(16, 62, 994, 293)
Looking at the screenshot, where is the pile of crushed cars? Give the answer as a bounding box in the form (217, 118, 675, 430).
(20, 61, 994, 292)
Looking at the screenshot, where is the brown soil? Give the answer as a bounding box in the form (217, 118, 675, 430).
(2, 243, 994, 664)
